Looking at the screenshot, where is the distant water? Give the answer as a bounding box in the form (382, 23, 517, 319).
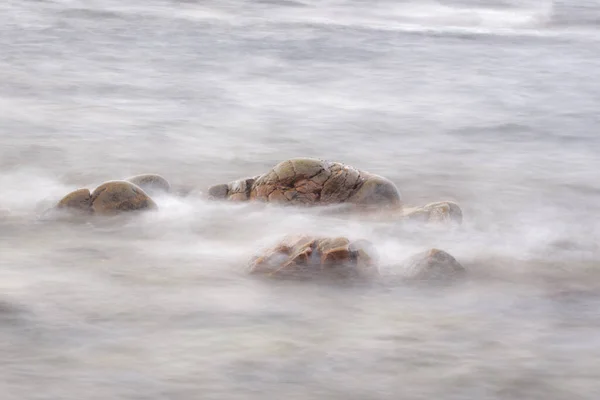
(1, 1, 600, 399)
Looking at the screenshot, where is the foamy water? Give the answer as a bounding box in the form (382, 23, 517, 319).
(2, 0, 600, 398)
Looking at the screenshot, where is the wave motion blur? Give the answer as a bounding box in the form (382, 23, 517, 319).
(1, 1, 600, 399)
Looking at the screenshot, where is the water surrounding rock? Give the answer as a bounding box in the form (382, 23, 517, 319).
(4, 1, 600, 397)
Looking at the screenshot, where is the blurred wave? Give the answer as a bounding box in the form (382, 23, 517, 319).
(1, 0, 600, 399)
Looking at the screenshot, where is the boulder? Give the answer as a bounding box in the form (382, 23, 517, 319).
(56, 188, 92, 213)
(208, 158, 402, 209)
(56, 181, 157, 216)
(401, 248, 465, 281)
(90, 181, 157, 215)
(125, 174, 171, 195)
(249, 235, 379, 280)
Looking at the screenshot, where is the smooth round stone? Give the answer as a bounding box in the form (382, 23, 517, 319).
(402, 248, 465, 281)
(207, 183, 229, 200)
(347, 174, 402, 208)
(90, 181, 157, 215)
(56, 188, 92, 212)
(125, 174, 171, 194)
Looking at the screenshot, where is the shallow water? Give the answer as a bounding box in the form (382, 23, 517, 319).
(2, 0, 600, 398)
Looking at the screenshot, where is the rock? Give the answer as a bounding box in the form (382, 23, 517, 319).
(207, 183, 230, 200)
(125, 174, 170, 195)
(402, 201, 463, 225)
(89, 181, 157, 215)
(347, 174, 402, 208)
(56, 188, 92, 213)
(209, 158, 402, 208)
(249, 235, 379, 280)
(401, 248, 465, 281)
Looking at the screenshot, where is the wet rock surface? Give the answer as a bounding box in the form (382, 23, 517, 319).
(401, 248, 466, 281)
(209, 158, 402, 208)
(249, 235, 379, 280)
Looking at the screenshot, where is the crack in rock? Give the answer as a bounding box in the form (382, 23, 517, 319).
(211, 158, 403, 209)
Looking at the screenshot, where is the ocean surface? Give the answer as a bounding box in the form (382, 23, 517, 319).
(2, 0, 600, 398)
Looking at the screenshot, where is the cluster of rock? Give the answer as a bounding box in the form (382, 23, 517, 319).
(249, 235, 465, 283)
(208, 158, 462, 226)
(55, 174, 169, 215)
(53, 158, 466, 282)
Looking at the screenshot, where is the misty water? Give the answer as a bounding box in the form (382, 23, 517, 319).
(2, 0, 600, 398)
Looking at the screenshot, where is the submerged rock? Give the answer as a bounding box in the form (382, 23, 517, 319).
(208, 158, 402, 209)
(249, 235, 379, 280)
(402, 201, 463, 225)
(401, 248, 465, 281)
(125, 174, 171, 195)
(55, 181, 157, 216)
